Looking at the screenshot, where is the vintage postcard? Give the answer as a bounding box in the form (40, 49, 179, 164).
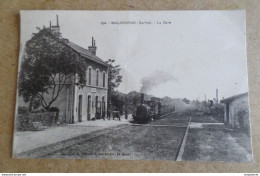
(13, 10, 253, 162)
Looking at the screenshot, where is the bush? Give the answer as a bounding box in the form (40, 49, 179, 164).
(15, 111, 57, 131)
(237, 109, 250, 136)
(49, 107, 59, 123)
(18, 107, 28, 114)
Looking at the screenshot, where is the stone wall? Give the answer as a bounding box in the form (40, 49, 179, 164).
(15, 112, 57, 131)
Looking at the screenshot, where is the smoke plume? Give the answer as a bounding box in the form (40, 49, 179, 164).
(140, 70, 177, 93)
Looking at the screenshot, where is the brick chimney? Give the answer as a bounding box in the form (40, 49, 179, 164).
(56, 14, 59, 27)
(88, 37, 97, 56)
(216, 88, 218, 103)
(49, 15, 60, 38)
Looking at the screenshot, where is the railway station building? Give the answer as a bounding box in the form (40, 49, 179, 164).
(23, 16, 108, 124)
(63, 38, 109, 123)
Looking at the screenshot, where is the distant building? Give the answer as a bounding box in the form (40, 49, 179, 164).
(220, 92, 250, 131)
(24, 16, 108, 123)
(208, 100, 213, 107)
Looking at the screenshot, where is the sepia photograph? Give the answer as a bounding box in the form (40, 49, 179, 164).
(13, 10, 252, 162)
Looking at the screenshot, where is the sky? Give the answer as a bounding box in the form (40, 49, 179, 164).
(20, 10, 248, 101)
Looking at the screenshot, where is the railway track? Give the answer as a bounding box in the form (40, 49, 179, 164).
(131, 114, 192, 161)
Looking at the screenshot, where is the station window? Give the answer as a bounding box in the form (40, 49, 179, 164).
(96, 70, 99, 86)
(103, 72, 106, 87)
(88, 67, 92, 85)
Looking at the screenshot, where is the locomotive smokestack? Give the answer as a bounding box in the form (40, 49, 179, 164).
(141, 93, 144, 104)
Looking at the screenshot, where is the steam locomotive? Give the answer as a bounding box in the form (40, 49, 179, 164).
(133, 94, 175, 123)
